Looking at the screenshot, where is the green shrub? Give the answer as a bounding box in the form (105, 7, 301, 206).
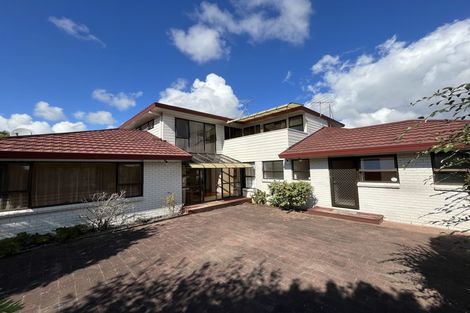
(54, 224, 89, 242)
(268, 181, 313, 211)
(0, 238, 21, 258)
(251, 189, 268, 205)
(0, 298, 24, 313)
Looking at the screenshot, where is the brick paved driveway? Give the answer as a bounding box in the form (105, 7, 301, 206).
(1, 204, 469, 313)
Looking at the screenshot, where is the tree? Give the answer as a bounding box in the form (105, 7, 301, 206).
(411, 83, 469, 227)
(0, 130, 9, 138)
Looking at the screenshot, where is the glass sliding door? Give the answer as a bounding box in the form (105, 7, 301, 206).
(221, 168, 242, 199)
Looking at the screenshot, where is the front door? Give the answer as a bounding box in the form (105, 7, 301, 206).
(329, 158, 359, 209)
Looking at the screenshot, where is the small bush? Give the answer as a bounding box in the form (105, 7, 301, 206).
(251, 189, 268, 205)
(0, 238, 21, 258)
(165, 192, 181, 217)
(82, 191, 132, 231)
(268, 181, 313, 211)
(55, 225, 90, 242)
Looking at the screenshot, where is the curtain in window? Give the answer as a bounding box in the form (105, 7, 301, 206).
(31, 163, 116, 207)
(204, 124, 216, 153)
(189, 121, 205, 153)
(0, 163, 30, 211)
(117, 163, 142, 197)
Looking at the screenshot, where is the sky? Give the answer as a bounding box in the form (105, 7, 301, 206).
(0, 0, 470, 134)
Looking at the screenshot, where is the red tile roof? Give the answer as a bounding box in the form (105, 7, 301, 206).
(0, 129, 192, 160)
(279, 120, 470, 158)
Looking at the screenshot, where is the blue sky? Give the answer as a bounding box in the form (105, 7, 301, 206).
(1, 0, 470, 133)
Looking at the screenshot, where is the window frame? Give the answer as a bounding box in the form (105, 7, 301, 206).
(244, 162, 256, 188)
(262, 160, 284, 180)
(0, 162, 32, 211)
(292, 159, 310, 180)
(263, 120, 287, 132)
(176, 118, 216, 153)
(138, 119, 155, 131)
(358, 155, 400, 183)
(224, 126, 242, 140)
(431, 152, 469, 186)
(0, 161, 144, 211)
(288, 115, 304, 132)
(243, 125, 261, 136)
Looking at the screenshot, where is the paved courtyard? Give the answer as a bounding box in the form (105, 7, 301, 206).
(0, 204, 468, 313)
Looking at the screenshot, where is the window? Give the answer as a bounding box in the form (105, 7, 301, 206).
(263, 161, 284, 180)
(118, 163, 143, 197)
(431, 152, 469, 185)
(358, 156, 399, 183)
(138, 119, 154, 131)
(245, 162, 255, 188)
(292, 159, 310, 180)
(263, 120, 287, 132)
(0, 163, 30, 212)
(243, 125, 260, 136)
(224, 126, 242, 139)
(175, 118, 216, 153)
(289, 115, 304, 131)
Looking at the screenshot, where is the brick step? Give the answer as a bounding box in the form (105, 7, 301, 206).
(184, 197, 251, 215)
(307, 206, 384, 225)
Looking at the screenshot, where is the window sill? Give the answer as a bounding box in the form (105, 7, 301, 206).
(0, 196, 145, 219)
(262, 179, 284, 183)
(357, 182, 400, 189)
(433, 184, 467, 192)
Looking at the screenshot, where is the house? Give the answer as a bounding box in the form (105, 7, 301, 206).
(0, 102, 468, 238)
(280, 120, 470, 231)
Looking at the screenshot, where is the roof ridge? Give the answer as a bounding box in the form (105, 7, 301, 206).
(1, 128, 141, 140)
(345, 119, 465, 130)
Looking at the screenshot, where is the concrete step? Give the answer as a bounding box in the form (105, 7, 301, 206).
(184, 197, 252, 215)
(307, 206, 384, 225)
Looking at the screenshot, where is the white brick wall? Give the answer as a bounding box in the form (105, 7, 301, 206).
(309, 154, 470, 231)
(0, 161, 183, 239)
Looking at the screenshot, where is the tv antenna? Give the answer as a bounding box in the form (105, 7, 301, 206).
(11, 128, 33, 136)
(309, 96, 335, 118)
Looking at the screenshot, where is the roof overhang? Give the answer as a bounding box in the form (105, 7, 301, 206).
(187, 153, 252, 168)
(0, 151, 192, 161)
(279, 143, 436, 159)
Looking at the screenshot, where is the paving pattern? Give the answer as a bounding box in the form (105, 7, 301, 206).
(0, 204, 468, 312)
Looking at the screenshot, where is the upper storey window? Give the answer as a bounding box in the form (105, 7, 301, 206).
(288, 115, 304, 131)
(175, 118, 216, 153)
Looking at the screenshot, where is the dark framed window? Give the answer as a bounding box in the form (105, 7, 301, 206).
(138, 119, 154, 131)
(289, 115, 304, 131)
(245, 162, 255, 188)
(359, 156, 399, 183)
(117, 163, 143, 197)
(176, 118, 216, 153)
(263, 161, 284, 180)
(431, 152, 469, 185)
(292, 159, 310, 180)
(263, 120, 287, 132)
(0, 163, 30, 212)
(224, 126, 242, 139)
(243, 125, 261, 136)
(0, 162, 145, 210)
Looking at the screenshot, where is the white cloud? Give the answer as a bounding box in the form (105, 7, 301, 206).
(75, 110, 115, 126)
(34, 101, 66, 121)
(282, 70, 292, 83)
(48, 16, 105, 47)
(51, 121, 87, 133)
(307, 19, 470, 127)
(170, 24, 228, 63)
(170, 0, 312, 63)
(0, 114, 51, 134)
(92, 89, 143, 111)
(159, 73, 243, 118)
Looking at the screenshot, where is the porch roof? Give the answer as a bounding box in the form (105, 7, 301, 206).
(187, 153, 252, 168)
